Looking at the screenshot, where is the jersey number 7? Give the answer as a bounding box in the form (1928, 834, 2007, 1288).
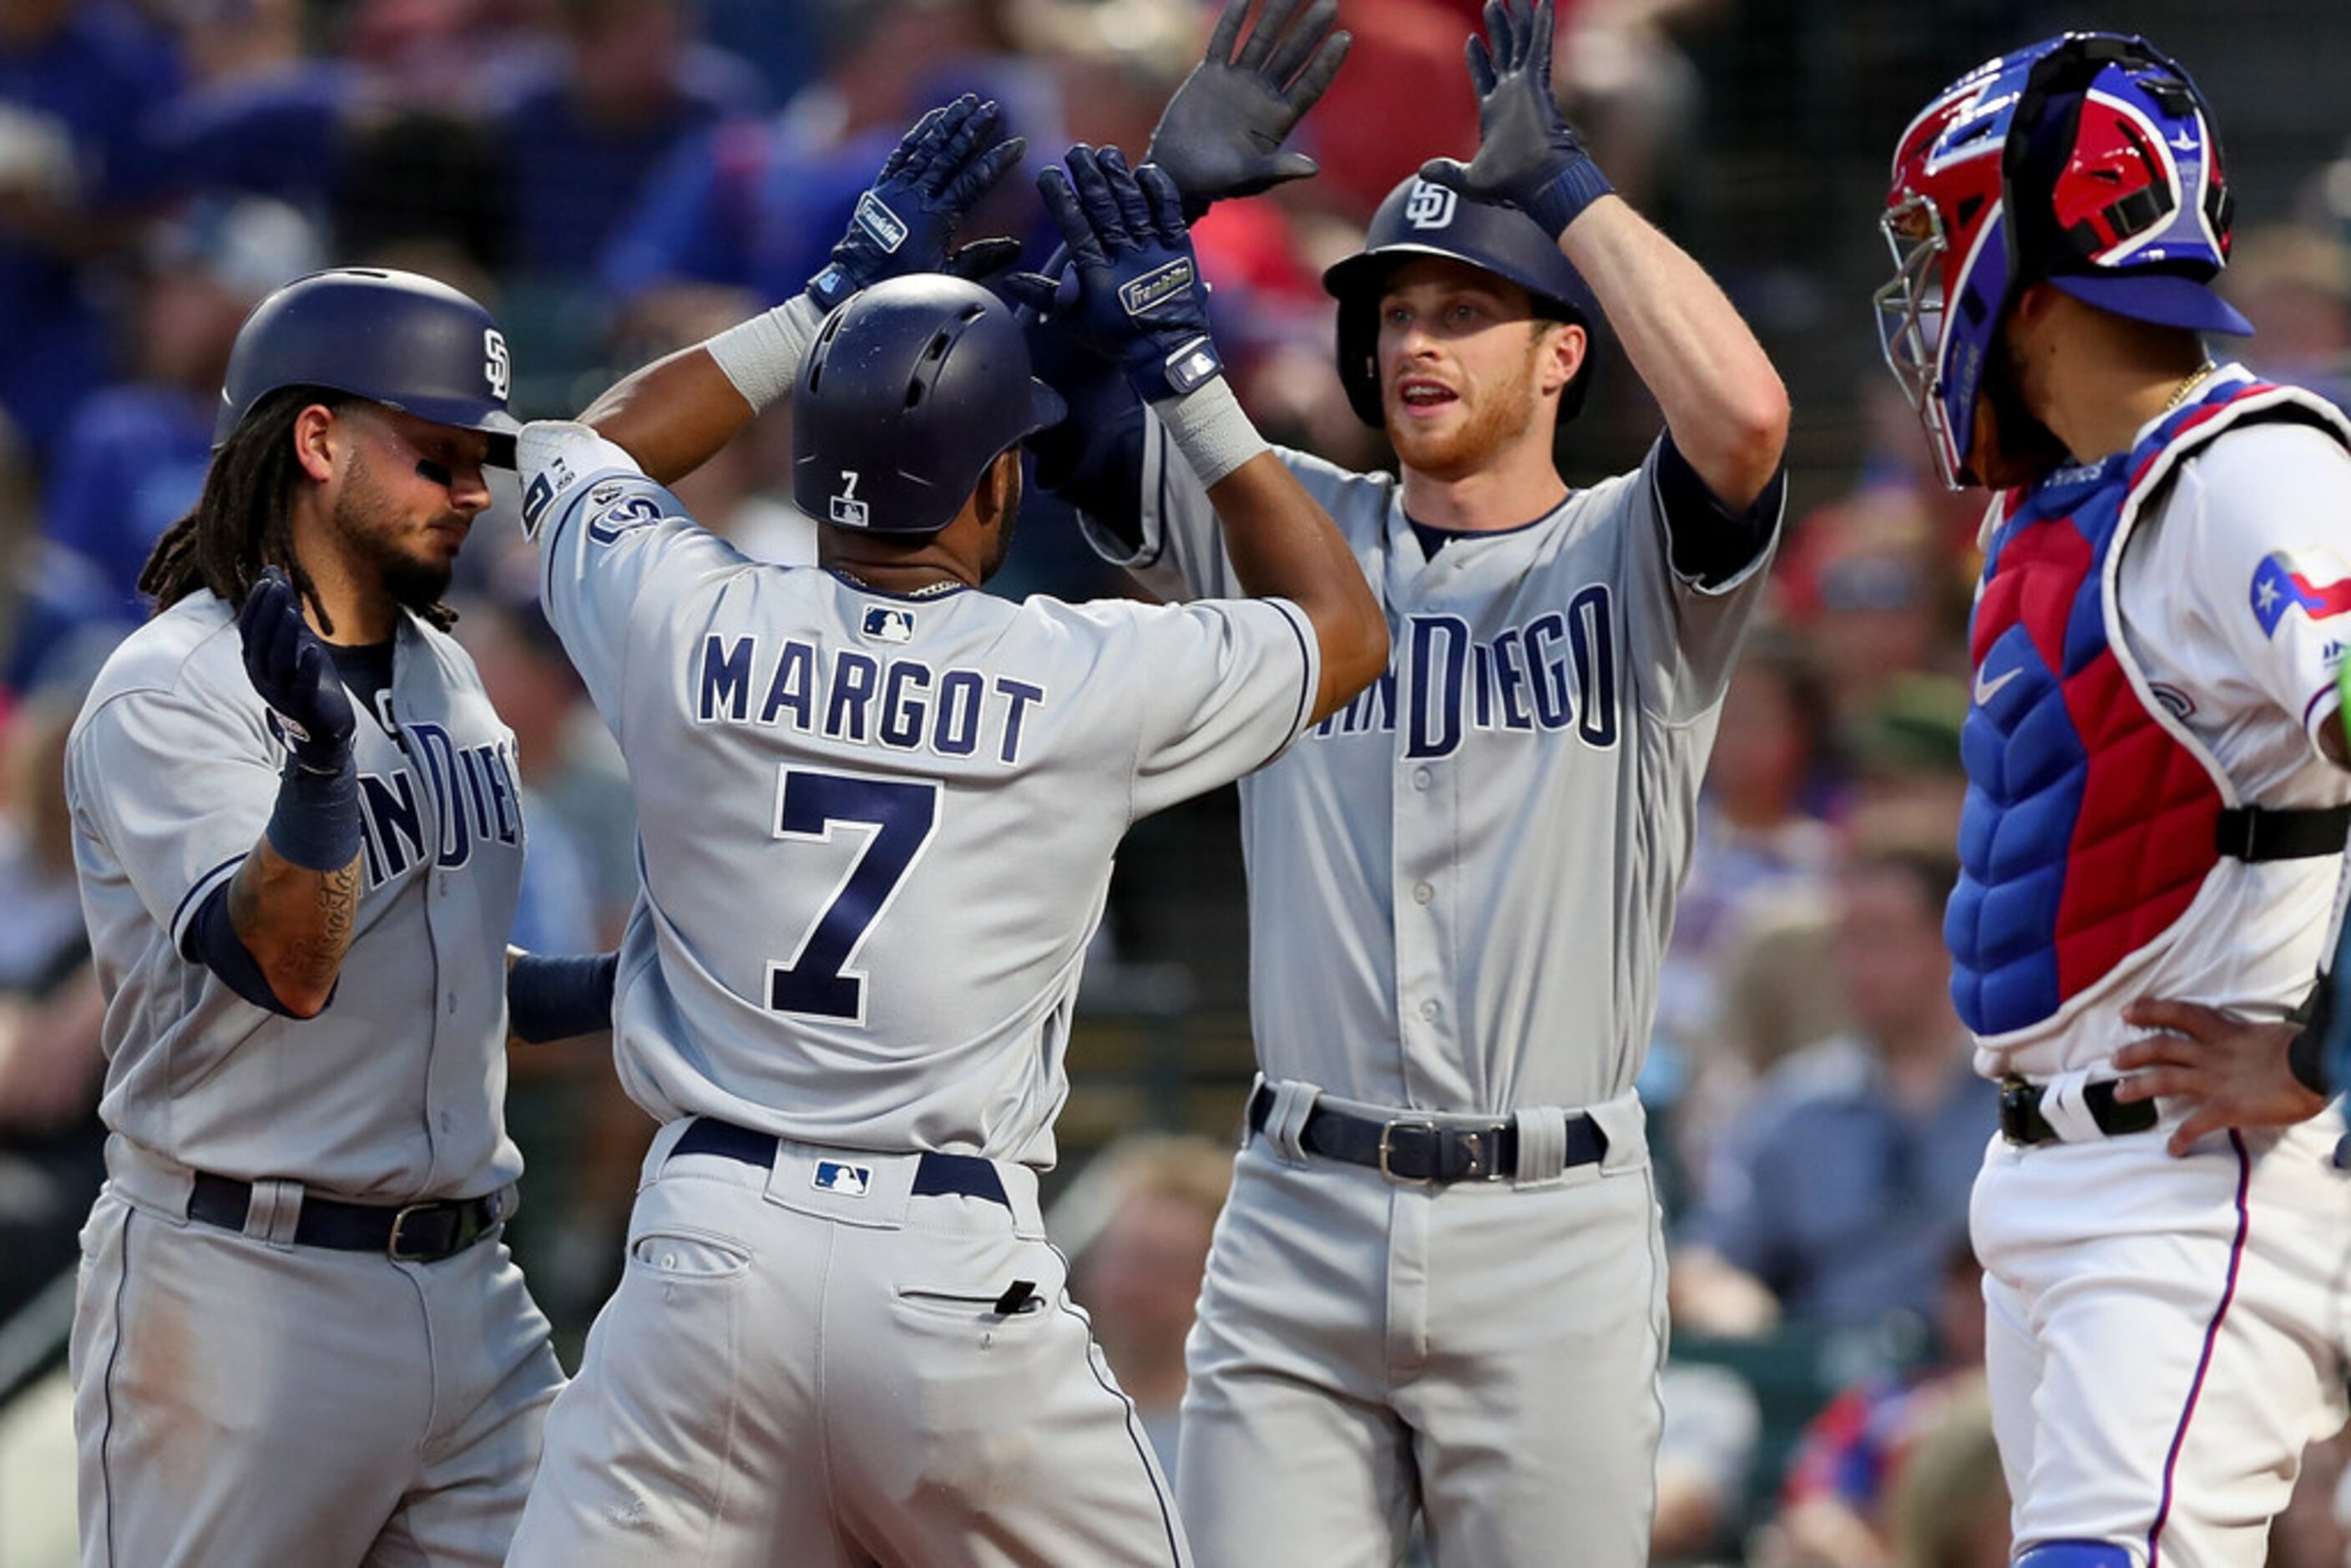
(765, 768, 940, 1025)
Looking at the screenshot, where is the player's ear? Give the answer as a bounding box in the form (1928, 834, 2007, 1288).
(291, 402, 341, 484)
(1536, 321, 1586, 399)
(976, 448, 1020, 528)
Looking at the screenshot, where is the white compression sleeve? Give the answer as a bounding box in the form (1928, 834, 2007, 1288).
(703, 294, 827, 412)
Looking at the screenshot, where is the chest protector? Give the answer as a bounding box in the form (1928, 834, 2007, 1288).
(1946, 373, 2351, 1042)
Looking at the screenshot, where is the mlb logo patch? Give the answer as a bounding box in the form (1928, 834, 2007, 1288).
(813, 1161, 872, 1196)
(862, 606, 917, 643)
(1404, 180, 1457, 230)
(2251, 550, 2351, 636)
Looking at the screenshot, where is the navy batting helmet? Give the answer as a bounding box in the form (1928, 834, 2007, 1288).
(1322, 176, 1595, 429)
(216, 268, 520, 461)
(793, 276, 1067, 536)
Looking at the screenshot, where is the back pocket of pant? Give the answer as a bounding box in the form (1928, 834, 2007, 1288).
(894, 1283, 1049, 1323)
(629, 1230, 752, 1281)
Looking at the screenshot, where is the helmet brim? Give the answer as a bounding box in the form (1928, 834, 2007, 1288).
(2047, 272, 2253, 336)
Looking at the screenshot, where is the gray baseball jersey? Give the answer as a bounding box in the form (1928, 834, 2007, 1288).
(507, 422, 1319, 1565)
(1095, 429, 1767, 1112)
(67, 594, 528, 1199)
(523, 425, 1317, 1164)
(1085, 423, 1775, 1568)
(63, 590, 559, 1568)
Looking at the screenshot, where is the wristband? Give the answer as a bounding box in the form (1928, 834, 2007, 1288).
(705, 294, 826, 412)
(1526, 159, 1615, 241)
(1150, 375, 1269, 488)
(265, 753, 361, 873)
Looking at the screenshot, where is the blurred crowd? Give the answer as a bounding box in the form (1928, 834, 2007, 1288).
(5, 0, 2351, 1561)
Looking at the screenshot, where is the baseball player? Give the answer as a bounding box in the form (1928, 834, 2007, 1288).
(1025, 0, 1791, 1560)
(501, 101, 1385, 1565)
(61, 269, 607, 1565)
(1874, 33, 2351, 1565)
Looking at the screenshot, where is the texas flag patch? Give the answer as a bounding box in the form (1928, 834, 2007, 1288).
(2251, 551, 2351, 636)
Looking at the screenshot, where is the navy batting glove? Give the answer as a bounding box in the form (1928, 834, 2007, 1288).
(237, 566, 354, 774)
(1146, 0, 1352, 221)
(1001, 147, 1223, 403)
(1418, 0, 1612, 240)
(807, 95, 1029, 311)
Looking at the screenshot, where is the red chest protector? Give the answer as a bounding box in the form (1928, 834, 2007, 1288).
(1947, 374, 2351, 1041)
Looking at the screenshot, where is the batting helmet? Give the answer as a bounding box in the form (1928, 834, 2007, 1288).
(1875, 33, 2248, 488)
(1322, 175, 1595, 430)
(793, 275, 1067, 535)
(216, 268, 520, 460)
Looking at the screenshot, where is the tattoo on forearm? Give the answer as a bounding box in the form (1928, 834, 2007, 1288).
(287, 859, 360, 984)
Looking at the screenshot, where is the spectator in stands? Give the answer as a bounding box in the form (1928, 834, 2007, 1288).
(2221, 222, 2351, 412)
(0, 686, 107, 1319)
(1653, 1358, 1764, 1563)
(1672, 841, 1993, 1336)
(1752, 1239, 1988, 1567)
(6, 195, 321, 694)
(0, 0, 180, 462)
(1777, 493, 1960, 735)
(1884, 1379, 2008, 1568)
(483, 0, 767, 283)
(597, 0, 1018, 309)
(1049, 1131, 1233, 1483)
(1649, 628, 1841, 1214)
(1655, 629, 1839, 1069)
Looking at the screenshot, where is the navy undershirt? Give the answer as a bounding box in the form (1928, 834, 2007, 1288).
(185, 640, 392, 1014)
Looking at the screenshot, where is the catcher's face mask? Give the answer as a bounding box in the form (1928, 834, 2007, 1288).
(1876, 32, 2247, 491)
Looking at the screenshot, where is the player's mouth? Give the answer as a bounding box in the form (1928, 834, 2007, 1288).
(1393, 377, 1460, 417)
(424, 516, 473, 552)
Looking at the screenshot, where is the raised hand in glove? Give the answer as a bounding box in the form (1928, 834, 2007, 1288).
(1417, 0, 1613, 240)
(1145, 0, 1351, 220)
(238, 567, 354, 774)
(1002, 147, 1224, 404)
(807, 94, 1027, 311)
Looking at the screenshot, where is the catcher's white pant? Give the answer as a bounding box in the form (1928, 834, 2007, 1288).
(71, 1141, 560, 1568)
(508, 1118, 1188, 1567)
(1177, 1088, 1666, 1568)
(1974, 1108, 2351, 1567)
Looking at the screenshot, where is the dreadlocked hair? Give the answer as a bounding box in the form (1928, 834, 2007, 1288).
(138, 387, 461, 635)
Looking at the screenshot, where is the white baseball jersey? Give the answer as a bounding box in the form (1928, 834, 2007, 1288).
(1966, 368, 2351, 1567)
(520, 426, 1318, 1167)
(1090, 429, 1773, 1114)
(1983, 371, 2351, 1080)
(66, 594, 528, 1199)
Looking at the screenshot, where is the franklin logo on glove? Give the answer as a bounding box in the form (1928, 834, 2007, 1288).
(1119, 256, 1196, 318)
(852, 191, 910, 254)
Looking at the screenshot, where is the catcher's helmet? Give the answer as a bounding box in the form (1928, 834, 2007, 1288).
(793, 276, 1067, 536)
(1876, 33, 2249, 488)
(1322, 175, 1595, 430)
(217, 268, 520, 461)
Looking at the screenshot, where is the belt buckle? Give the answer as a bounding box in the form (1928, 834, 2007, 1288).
(387, 1202, 451, 1262)
(1996, 1075, 2036, 1145)
(1377, 1120, 1438, 1185)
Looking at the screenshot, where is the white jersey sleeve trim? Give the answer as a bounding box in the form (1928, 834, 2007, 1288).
(169, 852, 248, 955)
(1265, 596, 1320, 767)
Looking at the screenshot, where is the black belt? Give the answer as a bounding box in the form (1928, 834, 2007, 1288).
(672, 1117, 1010, 1208)
(2216, 804, 2351, 861)
(186, 1174, 504, 1263)
(1246, 1084, 1607, 1184)
(1997, 1075, 2159, 1146)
